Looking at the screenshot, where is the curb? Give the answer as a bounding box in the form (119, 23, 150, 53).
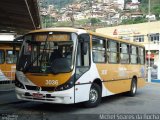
(0, 89, 15, 94)
(0, 80, 15, 84)
(146, 82, 160, 85)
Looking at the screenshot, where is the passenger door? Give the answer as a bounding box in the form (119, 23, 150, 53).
(74, 34, 91, 103)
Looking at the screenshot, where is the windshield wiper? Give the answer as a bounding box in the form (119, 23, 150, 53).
(40, 34, 50, 67)
(23, 33, 51, 73)
(22, 53, 42, 73)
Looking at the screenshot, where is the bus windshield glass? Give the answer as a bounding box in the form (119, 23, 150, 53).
(17, 32, 77, 74)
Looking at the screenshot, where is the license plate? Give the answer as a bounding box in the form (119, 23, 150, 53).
(32, 93, 43, 98)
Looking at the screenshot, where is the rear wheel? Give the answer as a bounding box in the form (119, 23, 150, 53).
(84, 83, 101, 108)
(128, 78, 137, 97)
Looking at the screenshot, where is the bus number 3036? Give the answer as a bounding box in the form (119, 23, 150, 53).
(45, 80, 58, 85)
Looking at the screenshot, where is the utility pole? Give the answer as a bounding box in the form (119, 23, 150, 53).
(70, 4, 75, 27)
(67, 1, 75, 27)
(157, 33, 160, 80)
(89, 0, 93, 30)
(147, 0, 151, 82)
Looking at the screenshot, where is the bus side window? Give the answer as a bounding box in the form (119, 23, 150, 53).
(92, 37, 106, 63)
(139, 47, 145, 64)
(120, 43, 129, 64)
(0, 50, 5, 64)
(108, 40, 119, 63)
(130, 45, 138, 64)
(6, 50, 19, 64)
(76, 34, 90, 79)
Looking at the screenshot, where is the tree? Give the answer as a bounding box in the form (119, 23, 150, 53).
(90, 18, 100, 25)
(152, 5, 160, 20)
(42, 15, 56, 28)
(139, 0, 160, 19)
(121, 17, 147, 25)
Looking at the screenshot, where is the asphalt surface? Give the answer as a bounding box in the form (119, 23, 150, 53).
(0, 83, 160, 120)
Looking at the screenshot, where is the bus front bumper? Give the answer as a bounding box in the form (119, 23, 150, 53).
(15, 87, 74, 104)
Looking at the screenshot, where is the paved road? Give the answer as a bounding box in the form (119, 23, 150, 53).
(0, 83, 160, 120)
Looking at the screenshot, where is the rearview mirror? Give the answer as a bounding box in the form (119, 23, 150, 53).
(82, 42, 88, 55)
(79, 34, 90, 55)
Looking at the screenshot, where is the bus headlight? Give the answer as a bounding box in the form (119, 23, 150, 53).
(56, 80, 74, 91)
(15, 76, 25, 89)
(16, 71, 29, 83)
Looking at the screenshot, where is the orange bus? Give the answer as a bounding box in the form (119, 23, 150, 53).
(0, 41, 21, 81)
(15, 28, 146, 107)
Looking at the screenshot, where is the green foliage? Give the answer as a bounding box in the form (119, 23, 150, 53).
(53, 19, 91, 27)
(121, 17, 147, 25)
(41, 15, 57, 28)
(90, 18, 101, 25)
(138, 0, 160, 4)
(46, 0, 75, 9)
(152, 5, 160, 20)
(54, 21, 72, 27)
(139, 0, 160, 19)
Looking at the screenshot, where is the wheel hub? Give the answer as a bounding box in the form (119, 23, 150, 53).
(89, 89, 98, 103)
(132, 82, 136, 93)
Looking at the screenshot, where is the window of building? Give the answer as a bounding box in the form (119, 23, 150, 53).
(133, 35, 144, 42)
(139, 47, 145, 64)
(108, 40, 119, 63)
(130, 46, 138, 64)
(0, 50, 5, 64)
(120, 43, 129, 64)
(119, 35, 130, 41)
(92, 36, 106, 63)
(150, 33, 159, 42)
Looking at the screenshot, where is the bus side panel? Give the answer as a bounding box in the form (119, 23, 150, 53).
(0, 64, 7, 80)
(96, 64, 130, 94)
(74, 84, 91, 103)
(127, 65, 146, 88)
(96, 64, 145, 94)
(0, 46, 18, 81)
(4, 64, 16, 80)
(103, 80, 131, 94)
(137, 78, 146, 88)
(74, 64, 101, 103)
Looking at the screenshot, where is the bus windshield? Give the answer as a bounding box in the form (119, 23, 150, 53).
(17, 32, 77, 74)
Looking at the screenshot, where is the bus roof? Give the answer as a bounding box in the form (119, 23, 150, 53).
(87, 30, 145, 47)
(28, 28, 79, 34)
(28, 28, 145, 48)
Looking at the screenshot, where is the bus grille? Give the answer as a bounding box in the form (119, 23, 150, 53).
(25, 85, 38, 91)
(25, 85, 56, 91)
(41, 87, 55, 91)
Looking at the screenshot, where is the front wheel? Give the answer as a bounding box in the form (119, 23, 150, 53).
(128, 79, 137, 97)
(84, 83, 101, 108)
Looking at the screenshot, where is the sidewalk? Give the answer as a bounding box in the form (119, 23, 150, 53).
(0, 80, 15, 91)
(151, 79, 160, 83)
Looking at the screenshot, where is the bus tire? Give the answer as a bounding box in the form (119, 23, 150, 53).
(84, 83, 101, 108)
(127, 78, 137, 97)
